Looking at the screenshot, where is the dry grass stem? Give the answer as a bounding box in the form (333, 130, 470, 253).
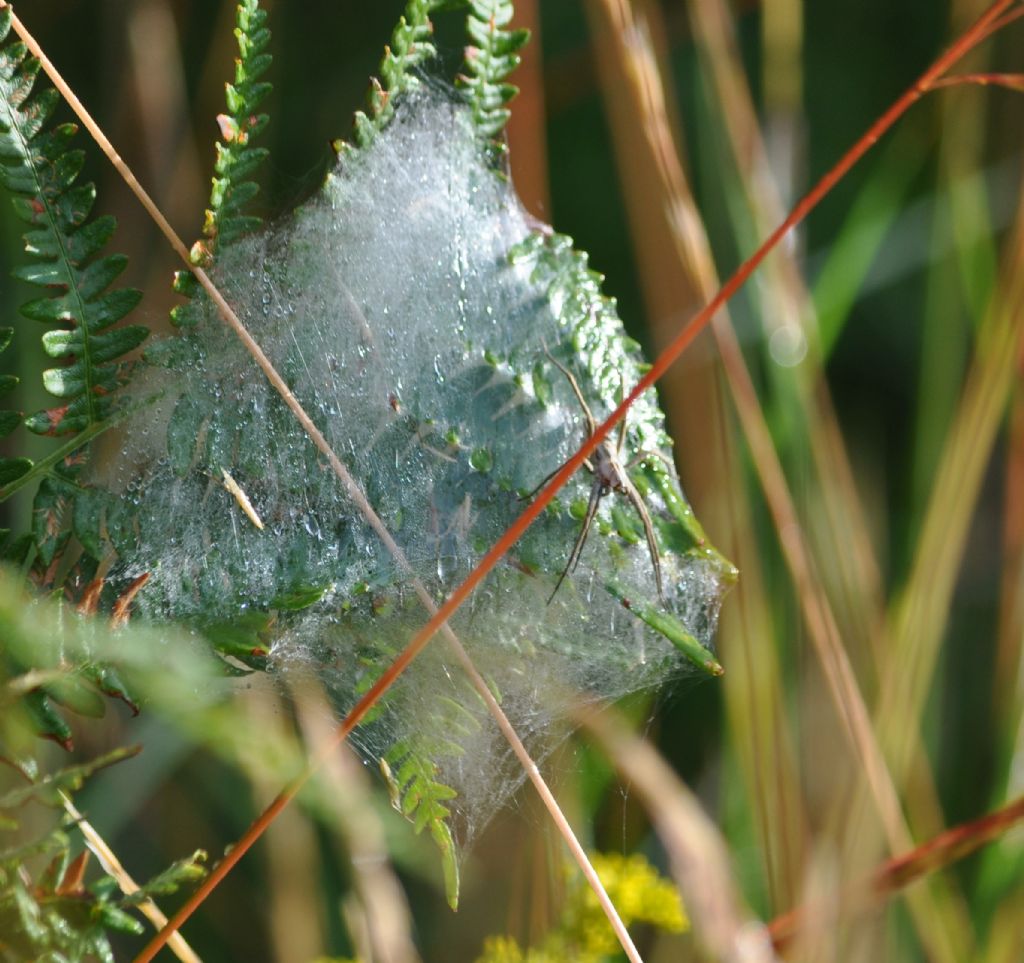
(578, 705, 775, 963)
(588, 0, 912, 880)
(59, 793, 203, 963)
(769, 795, 1024, 951)
(295, 687, 422, 963)
(584, 0, 808, 915)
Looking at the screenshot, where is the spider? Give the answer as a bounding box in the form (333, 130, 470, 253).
(528, 352, 664, 604)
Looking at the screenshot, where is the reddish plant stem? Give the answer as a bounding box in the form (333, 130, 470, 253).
(977, 4, 1024, 41)
(119, 0, 1013, 955)
(931, 71, 1024, 90)
(768, 795, 1024, 949)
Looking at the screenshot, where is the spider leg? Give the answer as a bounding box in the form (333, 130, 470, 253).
(520, 457, 596, 502)
(545, 350, 597, 436)
(569, 481, 604, 574)
(622, 475, 664, 602)
(548, 476, 603, 604)
(520, 462, 562, 502)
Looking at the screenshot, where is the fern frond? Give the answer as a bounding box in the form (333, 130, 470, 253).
(0, 326, 29, 498)
(0, 11, 146, 440)
(172, 0, 272, 317)
(341, 0, 440, 153)
(7, 592, 133, 750)
(374, 655, 487, 913)
(194, 0, 271, 265)
(383, 739, 462, 909)
(457, 0, 529, 159)
(0, 748, 206, 961)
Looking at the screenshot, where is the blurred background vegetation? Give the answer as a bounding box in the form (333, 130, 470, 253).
(2, 0, 1023, 960)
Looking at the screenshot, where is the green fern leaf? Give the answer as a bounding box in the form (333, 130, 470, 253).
(0, 746, 206, 960)
(19, 687, 74, 751)
(197, 0, 271, 260)
(30, 474, 71, 568)
(340, 0, 441, 154)
(172, 0, 272, 319)
(0, 6, 146, 597)
(0, 19, 146, 439)
(457, 0, 529, 158)
(384, 738, 463, 909)
(0, 0, 159, 703)
(123, 851, 208, 903)
(0, 326, 30, 492)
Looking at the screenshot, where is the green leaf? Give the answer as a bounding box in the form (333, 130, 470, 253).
(31, 476, 71, 567)
(19, 689, 74, 750)
(197, 611, 271, 669)
(0, 531, 32, 563)
(41, 323, 148, 363)
(271, 583, 329, 611)
(456, 0, 529, 161)
(383, 717, 472, 910)
(605, 580, 723, 676)
(83, 663, 139, 715)
(195, 0, 273, 261)
(94, 904, 144, 936)
(342, 0, 440, 152)
(43, 672, 107, 719)
(0, 20, 149, 575)
(0, 457, 30, 486)
(124, 850, 207, 901)
(0, 82, 144, 419)
(70, 485, 106, 558)
(0, 324, 24, 483)
(431, 820, 460, 910)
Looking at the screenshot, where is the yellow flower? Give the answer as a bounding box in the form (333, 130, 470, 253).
(476, 936, 527, 963)
(567, 852, 689, 955)
(475, 851, 688, 962)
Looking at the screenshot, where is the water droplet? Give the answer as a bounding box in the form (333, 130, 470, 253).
(769, 324, 807, 368)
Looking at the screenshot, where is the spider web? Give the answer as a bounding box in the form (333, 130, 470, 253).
(110, 89, 730, 846)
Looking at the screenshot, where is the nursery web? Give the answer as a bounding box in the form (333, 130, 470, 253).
(110, 90, 730, 845)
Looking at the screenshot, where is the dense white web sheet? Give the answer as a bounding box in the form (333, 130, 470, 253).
(112, 91, 729, 842)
